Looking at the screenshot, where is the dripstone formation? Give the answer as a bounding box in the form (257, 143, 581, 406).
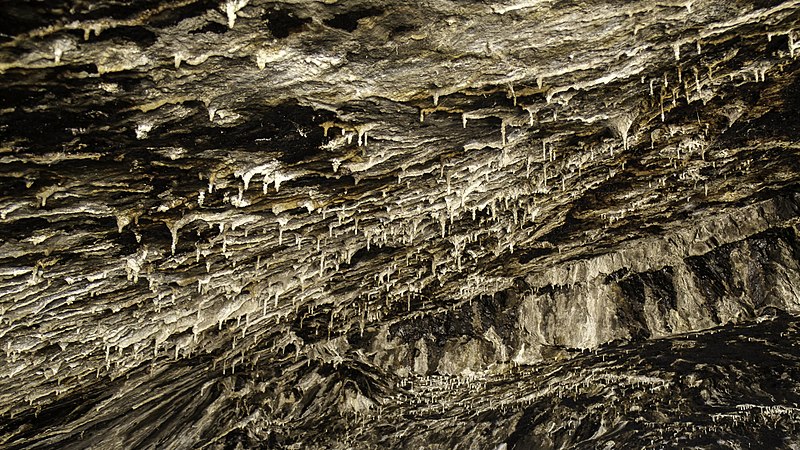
(1, 1, 800, 448)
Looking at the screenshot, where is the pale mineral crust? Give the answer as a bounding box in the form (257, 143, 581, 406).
(1, 0, 800, 449)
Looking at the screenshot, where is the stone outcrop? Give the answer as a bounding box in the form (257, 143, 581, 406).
(1, 0, 800, 448)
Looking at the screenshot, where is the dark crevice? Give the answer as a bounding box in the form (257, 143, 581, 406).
(265, 9, 311, 39)
(324, 8, 383, 32)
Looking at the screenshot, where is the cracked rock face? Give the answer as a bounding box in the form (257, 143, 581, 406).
(1, 0, 800, 448)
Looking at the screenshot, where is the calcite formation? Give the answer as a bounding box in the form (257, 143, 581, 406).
(1, 0, 800, 448)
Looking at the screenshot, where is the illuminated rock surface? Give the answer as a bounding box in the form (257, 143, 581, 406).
(1, 0, 800, 448)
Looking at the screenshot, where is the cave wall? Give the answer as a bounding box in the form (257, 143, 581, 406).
(1, 0, 800, 448)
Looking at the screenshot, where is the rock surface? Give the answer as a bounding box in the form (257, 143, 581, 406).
(1, 0, 800, 448)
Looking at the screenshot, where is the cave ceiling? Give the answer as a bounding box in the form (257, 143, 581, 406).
(1, 0, 800, 448)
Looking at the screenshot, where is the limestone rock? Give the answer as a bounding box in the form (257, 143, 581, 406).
(1, 0, 800, 448)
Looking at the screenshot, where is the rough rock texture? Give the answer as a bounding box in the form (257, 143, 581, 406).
(1, 0, 800, 448)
